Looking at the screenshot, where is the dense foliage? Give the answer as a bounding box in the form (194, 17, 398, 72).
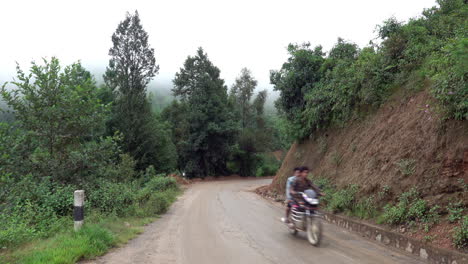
(170, 48, 237, 177)
(163, 59, 284, 178)
(272, 0, 467, 140)
(0, 12, 182, 253)
(0, 57, 180, 250)
(103, 11, 176, 171)
(228, 68, 280, 176)
(3, 0, 465, 256)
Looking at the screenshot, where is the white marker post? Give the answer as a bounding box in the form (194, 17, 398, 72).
(74, 190, 85, 232)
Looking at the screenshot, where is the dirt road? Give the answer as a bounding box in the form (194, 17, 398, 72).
(83, 178, 423, 264)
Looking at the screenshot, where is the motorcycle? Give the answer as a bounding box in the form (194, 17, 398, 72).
(286, 190, 322, 246)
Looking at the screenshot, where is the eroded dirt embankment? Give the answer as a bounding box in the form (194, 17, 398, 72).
(269, 89, 467, 207)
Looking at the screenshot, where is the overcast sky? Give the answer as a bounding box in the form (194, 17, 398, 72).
(1, 0, 436, 91)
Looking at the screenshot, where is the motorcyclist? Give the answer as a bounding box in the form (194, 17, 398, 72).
(290, 166, 322, 201)
(281, 167, 300, 223)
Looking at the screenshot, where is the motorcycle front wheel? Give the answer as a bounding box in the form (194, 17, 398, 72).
(307, 216, 322, 246)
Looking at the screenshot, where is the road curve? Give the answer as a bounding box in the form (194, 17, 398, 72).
(83, 178, 423, 264)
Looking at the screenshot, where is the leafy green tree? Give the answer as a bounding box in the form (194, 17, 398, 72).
(1, 58, 107, 156)
(229, 68, 258, 128)
(0, 58, 109, 182)
(173, 48, 237, 177)
(270, 43, 325, 138)
(227, 68, 277, 176)
(377, 17, 403, 40)
(104, 11, 174, 171)
(161, 100, 190, 171)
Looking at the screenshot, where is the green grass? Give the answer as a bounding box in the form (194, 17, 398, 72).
(0, 187, 181, 264)
(0, 216, 155, 264)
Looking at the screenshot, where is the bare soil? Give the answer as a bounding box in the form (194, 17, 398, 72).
(271, 89, 467, 205)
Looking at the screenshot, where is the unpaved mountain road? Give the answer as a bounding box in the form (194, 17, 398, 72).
(83, 178, 423, 264)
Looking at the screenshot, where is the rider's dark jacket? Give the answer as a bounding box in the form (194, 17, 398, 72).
(291, 177, 321, 197)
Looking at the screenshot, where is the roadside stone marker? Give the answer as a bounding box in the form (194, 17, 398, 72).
(74, 190, 85, 231)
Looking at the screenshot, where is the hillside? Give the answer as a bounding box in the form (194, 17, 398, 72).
(270, 87, 467, 206)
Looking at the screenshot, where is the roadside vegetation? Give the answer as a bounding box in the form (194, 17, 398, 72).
(271, 0, 467, 141)
(311, 176, 467, 249)
(1, 0, 466, 260)
(0, 9, 287, 263)
(270, 0, 467, 250)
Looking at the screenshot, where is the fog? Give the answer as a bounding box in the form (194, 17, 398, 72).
(0, 0, 436, 95)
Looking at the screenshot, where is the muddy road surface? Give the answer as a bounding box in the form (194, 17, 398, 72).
(83, 178, 423, 264)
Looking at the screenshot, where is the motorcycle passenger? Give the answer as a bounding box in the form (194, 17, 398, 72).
(281, 167, 300, 223)
(290, 166, 322, 202)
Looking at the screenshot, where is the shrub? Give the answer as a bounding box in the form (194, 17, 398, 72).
(138, 176, 178, 196)
(378, 185, 391, 199)
(380, 203, 407, 225)
(255, 154, 281, 177)
(0, 203, 37, 248)
(452, 215, 468, 249)
(408, 199, 428, 219)
(327, 184, 358, 213)
(380, 188, 437, 227)
(354, 195, 378, 219)
(86, 179, 137, 216)
(426, 37, 468, 120)
(311, 177, 336, 206)
(447, 201, 464, 223)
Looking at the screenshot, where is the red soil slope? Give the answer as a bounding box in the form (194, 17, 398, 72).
(269, 89, 468, 207)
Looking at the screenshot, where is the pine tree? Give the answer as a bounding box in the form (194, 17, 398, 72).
(104, 11, 174, 171)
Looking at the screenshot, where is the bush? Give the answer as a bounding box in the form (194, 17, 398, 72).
(379, 188, 438, 227)
(310, 177, 336, 206)
(422, 205, 440, 231)
(255, 154, 281, 177)
(426, 37, 468, 120)
(327, 184, 358, 213)
(408, 199, 427, 219)
(143, 175, 178, 192)
(0, 203, 37, 248)
(86, 179, 137, 216)
(380, 203, 407, 225)
(354, 196, 378, 219)
(453, 215, 468, 249)
(0, 173, 181, 249)
(447, 201, 464, 223)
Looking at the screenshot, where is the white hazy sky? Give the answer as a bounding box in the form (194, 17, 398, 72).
(0, 0, 436, 90)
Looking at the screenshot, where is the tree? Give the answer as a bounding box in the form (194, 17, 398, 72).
(229, 68, 258, 128)
(104, 11, 173, 171)
(173, 48, 237, 177)
(0, 58, 109, 182)
(227, 68, 275, 176)
(270, 43, 325, 138)
(161, 100, 190, 171)
(104, 11, 159, 95)
(1, 58, 107, 155)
